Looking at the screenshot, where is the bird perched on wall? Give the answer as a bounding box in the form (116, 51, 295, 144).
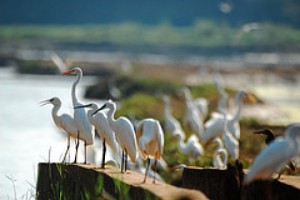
(244, 123, 300, 184)
(223, 112, 239, 162)
(162, 95, 186, 140)
(212, 137, 228, 169)
(41, 97, 79, 163)
(176, 134, 204, 160)
(136, 118, 164, 183)
(214, 72, 228, 114)
(253, 129, 296, 177)
(213, 148, 228, 170)
(92, 100, 138, 173)
(181, 87, 204, 140)
(201, 90, 249, 143)
(63, 67, 93, 164)
(75, 103, 119, 169)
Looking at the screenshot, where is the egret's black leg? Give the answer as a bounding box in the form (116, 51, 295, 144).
(152, 159, 157, 184)
(84, 141, 87, 164)
(101, 139, 106, 169)
(125, 151, 128, 172)
(143, 158, 151, 183)
(74, 132, 80, 163)
(62, 136, 70, 163)
(121, 150, 124, 173)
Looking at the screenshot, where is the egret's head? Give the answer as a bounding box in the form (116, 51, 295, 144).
(40, 97, 60, 106)
(253, 129, 274, 136)
(62, 67, 82, 75)
(106, 99, 116, 110)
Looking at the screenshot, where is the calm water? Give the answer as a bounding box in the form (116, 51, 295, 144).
(0, 68, 100, 199)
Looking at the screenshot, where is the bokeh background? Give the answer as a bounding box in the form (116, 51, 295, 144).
(1, 0, 300, 199)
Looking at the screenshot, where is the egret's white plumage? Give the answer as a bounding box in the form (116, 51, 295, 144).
(212, 137, 228, 168)
(41, 97, 79, 162)
(75, 103, 118, 168)
(162, 95, 186, 140)
(213, 137, 225, 149)
(136, 118, 164, 183)
(127, 157, 164, 182)
(244, 123, 300, 184)
(93, 100, 138, 173)
(177, 134, 204, 159)
(214, 72, 228, 114)
(213, 148, 228, 170)
(182, 87, 204, 140)
(223, 112, 239, 161)
(63, 67, 93, 163)
(50, 52, 68, 73)
(201, 91, 247, 143)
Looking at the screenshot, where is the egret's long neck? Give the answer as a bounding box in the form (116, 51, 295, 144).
(72, 72, 82, 106)
(185, 91, 192, 105)
(224, 114, 229, 134)
(218, 90, 227, 113)
(220, 150, 228, 168)
(231, 94, 243, 123)
(107, 106, 116, 126)
(51, 104, 61, 128)
(215, 139, 224, 149)
(87, 109, 94, 123)
(178, 139, 186, 153)
(164, 101, 171, 117)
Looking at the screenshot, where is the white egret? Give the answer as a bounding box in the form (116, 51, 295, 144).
(136, 118, 164, 183)
(244, 123, 300, 185)
(213, 137, 225, 150)
(253, 129, 276, 145)
(176, 134, 204, 159)
(50, 52, 68, 73)
(40, 97, 78, 162)
(150, 157, 168, 172)
(63, 67, 93, 164)
(92, 100, 138, 173)
(214, 72, 227, 114)
(75, 103, 119, 169)
(223, 113, 239, 161)
(162, 95, 186, 140)
(253, 129, 296, 177)
(127, 157, 165, 182)
(213, 148, 228, 169)
(181, 87, 204, 140)
(182, 87, 208, 120)
(212, 137, 228, 168)
(201, 91, 248, 143)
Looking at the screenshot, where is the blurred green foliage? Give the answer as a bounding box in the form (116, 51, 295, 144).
(1, 21, 300, 50)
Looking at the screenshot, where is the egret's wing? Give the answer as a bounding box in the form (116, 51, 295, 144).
(155, 120, 164, 158)
(60, 114, 78, 138)
(224, 134, 239, 160)
(74, 108, 93, 143)
(50, 52, 68, 73)
(246, 138, 294, 182)
(94, 113, 118, 152)
(202, 117, 224, 142)
(116, 117, 138, 162)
